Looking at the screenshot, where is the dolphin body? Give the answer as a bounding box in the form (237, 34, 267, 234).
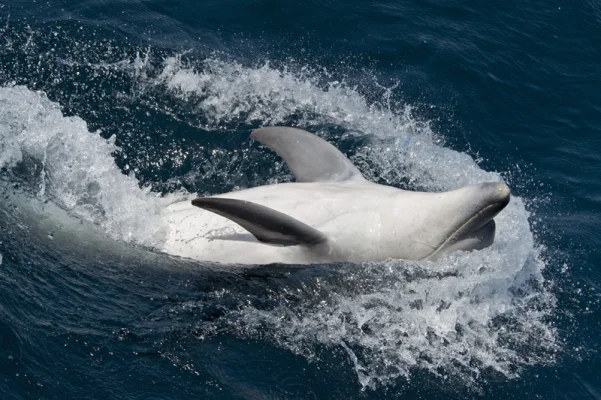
(161, 127, 510, 265)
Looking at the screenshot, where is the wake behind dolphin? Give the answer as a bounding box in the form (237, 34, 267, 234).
(162, 127, 510, 264)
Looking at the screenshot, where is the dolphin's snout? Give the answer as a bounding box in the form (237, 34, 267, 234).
(426, 182, 511, 259)
(478, 182, 511, 208)
(463, 182, 511, 234)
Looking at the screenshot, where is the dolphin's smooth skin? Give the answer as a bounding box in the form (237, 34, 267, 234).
(162, 127, 511, 265)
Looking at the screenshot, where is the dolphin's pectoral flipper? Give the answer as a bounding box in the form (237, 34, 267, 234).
(191, 197, 327, 246)
(251, 126, 365, 182)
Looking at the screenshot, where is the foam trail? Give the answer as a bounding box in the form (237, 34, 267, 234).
(153, 56, 498, 190)
(0, 85, 182, 246)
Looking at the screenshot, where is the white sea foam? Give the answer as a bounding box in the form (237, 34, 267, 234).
(0, 54, 558, 389)
(0, 85, 180, 245)
(151, 56, 499, 192)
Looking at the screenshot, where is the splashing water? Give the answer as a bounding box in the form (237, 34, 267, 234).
(152, 56, 503, 192)
(0, 85, 181, 245)
(0, 51, 558, 389)
(143, 56, 558, 388)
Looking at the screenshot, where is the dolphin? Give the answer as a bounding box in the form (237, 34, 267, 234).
(161, 127, 510, 265)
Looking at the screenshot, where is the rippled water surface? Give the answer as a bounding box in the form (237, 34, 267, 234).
(0, 0, 600, 398)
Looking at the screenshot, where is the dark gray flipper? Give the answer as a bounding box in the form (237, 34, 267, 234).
(251, 126, 365, 182)
(192, 197, 326, 246)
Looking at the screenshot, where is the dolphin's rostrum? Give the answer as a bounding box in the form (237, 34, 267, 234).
(162, 127, 511, 264)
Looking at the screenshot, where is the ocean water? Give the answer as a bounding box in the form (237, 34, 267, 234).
(0, 0, 600, 398)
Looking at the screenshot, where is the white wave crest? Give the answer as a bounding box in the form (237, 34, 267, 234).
(0, 85, 179, 245)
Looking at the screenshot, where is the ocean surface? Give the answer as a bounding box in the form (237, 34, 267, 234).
(0, 0, 600, 398)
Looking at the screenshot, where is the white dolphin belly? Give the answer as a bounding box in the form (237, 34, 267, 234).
(162, 182, 390, 264)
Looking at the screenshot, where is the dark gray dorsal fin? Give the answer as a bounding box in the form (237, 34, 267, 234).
(192, 197, 326, 246)
(251, 126, 364, 182)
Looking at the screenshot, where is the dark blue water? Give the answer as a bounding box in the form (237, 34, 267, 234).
(1, 0, 600, 398)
